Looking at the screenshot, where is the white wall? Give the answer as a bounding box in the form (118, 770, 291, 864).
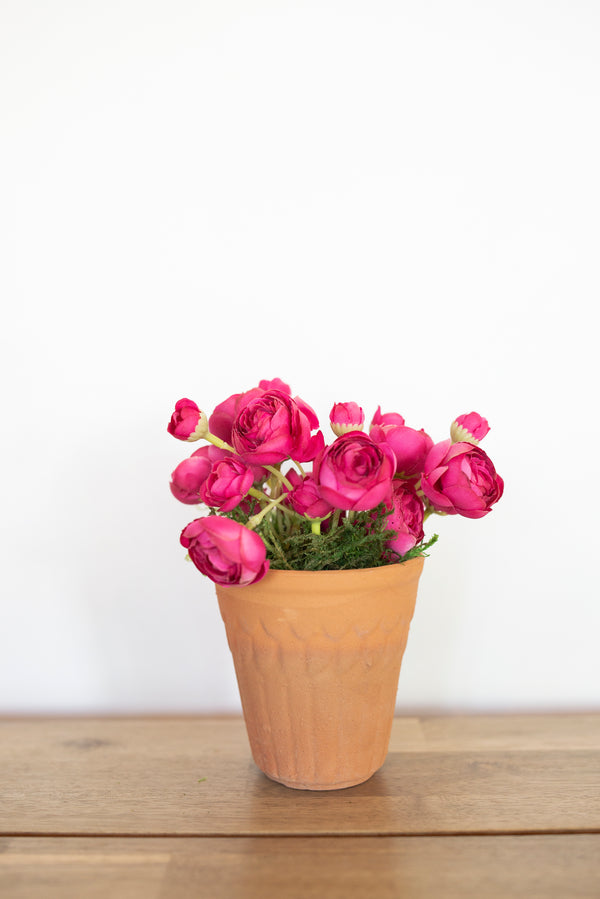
(1, 0, 598, 714)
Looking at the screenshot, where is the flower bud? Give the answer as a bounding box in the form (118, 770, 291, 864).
(450, 412, 490, 445)
(167, 399, 209, 441)
(329, 402, 365, 437)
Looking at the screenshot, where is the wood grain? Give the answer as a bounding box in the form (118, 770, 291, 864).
(1, 716, 599, 836)
(1, 835, 598, 899)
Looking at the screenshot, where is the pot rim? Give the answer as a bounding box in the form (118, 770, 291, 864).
(216, 555, 425, 594)
(261, 556, 424, 576)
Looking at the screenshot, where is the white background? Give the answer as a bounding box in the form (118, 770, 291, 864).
(1, 0, 598, 714)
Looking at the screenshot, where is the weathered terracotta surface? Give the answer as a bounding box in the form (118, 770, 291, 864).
(215, 558, 424, 790)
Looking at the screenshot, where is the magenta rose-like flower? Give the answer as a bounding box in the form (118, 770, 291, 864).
(208, 379, 292, 444)
(450, 412, 490, 445)
(170, 449, 213, 505)
(314, 432, 395, 511)
(282, 470, 334, 519)
(384, 481, 425, 556)
(201, 456, 254, 512)
(329, 402, 365, 437)
(370, 424, 433, 478)
(167, 399, 208, 441)
(421, 439, 504, 519)
(180, 516, 269, 587)
(208, 387, 264, 444)
(232, 389, 324, 465)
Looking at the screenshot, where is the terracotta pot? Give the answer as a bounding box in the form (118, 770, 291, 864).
(215, 557, 424, 791)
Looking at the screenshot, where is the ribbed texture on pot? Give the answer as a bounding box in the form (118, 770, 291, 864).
(215, 558, 424, 790)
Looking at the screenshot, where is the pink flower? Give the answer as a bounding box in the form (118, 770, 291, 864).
(370, 424, 433, 478)
(201, 456, 255, 512)
(180, 516, 269, 587)
(170, 450, 212, 504)
(314, 432, 395, 511)
(384, 481, 425, 556)
(370, 406, 405, 428)
(208, 380, 292, 445)
(329, 402, 365, 437)
(167, 399, 208, 441)
(232, 389, 324, 465)
(421, 439, 504, 519)
(282, 469, 334, 519)
(450, 412, 490, 445)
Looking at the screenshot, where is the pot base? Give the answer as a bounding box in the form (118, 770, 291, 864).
(264, 770, 377, 791)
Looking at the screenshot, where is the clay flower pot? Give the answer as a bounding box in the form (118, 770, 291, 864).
(215, 557, 424, 790)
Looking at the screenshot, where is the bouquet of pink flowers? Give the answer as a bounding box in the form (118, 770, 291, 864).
(167, 379, 503, 587)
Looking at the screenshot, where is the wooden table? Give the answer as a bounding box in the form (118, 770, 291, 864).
(1, 715, 599, 897)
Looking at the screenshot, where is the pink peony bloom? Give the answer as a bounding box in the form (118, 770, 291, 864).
(329, 402, 365, 437)
(314, 432, 395, 511)
(370, 406, 405, 429)
(450, 412, 490, 445)
(180, 516, 269, 587)
(232, 389, 324, 465)
(208, 380, 292, 445)
(167, 399, 208, 441)
(201, 456, 255, 512)
(384, 481, 425, 556)
(258, 378, 291, 395)
(170, 451, 212, 504)
(421, 439, 504, 519)
(370, 424, 433, 478)
(282, 469, 334, 519)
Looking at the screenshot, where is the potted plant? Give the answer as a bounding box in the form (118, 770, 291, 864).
(167, 379, 503, 790)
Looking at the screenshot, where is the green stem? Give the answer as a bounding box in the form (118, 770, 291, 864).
(248, 486, 298, 521)
(423, 506, 446, 522)
(310, 519, 321, 535)
(248, 487, 271, 505)
(247, 493, 290, 529)
(293, 460, 306, 476)
(265, 464, 293, 491)
(204, 431, 237, 454)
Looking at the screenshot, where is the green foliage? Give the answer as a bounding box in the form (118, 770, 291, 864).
(222, 501, 438, 571)
(393, 532, 438, 562)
